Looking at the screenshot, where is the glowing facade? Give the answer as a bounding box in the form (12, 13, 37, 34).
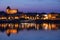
(6, 6, 18, 14)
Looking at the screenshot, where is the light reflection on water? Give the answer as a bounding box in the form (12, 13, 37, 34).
(0, 23, 60, 36)
(0, 23, 60, 29)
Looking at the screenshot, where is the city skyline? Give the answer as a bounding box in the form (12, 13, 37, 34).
(0, 0, 60, 13)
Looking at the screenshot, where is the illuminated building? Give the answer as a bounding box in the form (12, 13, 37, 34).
(0, 7, 60, 30)
(6, 6, 18, 14)
(43, 14, 48, 20)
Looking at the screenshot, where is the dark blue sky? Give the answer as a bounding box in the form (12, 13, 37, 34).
(0, 0, 60, 13)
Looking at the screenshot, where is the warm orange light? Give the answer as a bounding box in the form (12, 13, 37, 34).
(52, 24, 57, 29)
(48, 24, 51, 30)
(15, 16, 19, 19)
(9, 10, 17, 14)
(1, 17, 7, 20)
(6, 29, 10, 34)
(43, 15, 48, 20)
(2, 24, 7, 28)
(43, 23, 48, 30)
(52, 17, 56, 19)
(6, 9, 17, 14)
(15, 24, 18, 28)
(48, 14, 51, 18)
(6, 29, 17, 34)
(6, 9, 10, 13)
(10, 29, 17, 34)
(8, 17, 10, 19)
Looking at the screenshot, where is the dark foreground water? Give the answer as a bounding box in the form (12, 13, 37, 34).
(0, 30, 60, 40)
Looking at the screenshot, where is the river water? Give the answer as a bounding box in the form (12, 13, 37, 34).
(0, 23, 60, 40)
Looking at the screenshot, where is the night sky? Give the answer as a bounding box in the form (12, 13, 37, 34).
(0, 0, 60, 13)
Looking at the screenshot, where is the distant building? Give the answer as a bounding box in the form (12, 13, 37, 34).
(6, 6, 18, 14)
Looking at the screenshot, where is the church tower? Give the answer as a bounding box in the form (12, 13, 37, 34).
(6, 6, 18, 14)
(6, 6, 11, 14)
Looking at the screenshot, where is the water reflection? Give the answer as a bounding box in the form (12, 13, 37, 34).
(42, 23, 58, 30)
(6, 29, 18, 36)
(0, 23, 60, 36)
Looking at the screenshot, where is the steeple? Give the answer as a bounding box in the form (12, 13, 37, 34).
(7, 6, 11, 9)
(6, 6, 18, 14)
